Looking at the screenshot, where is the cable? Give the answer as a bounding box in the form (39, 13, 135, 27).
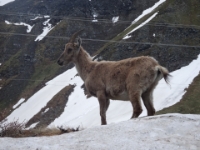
(0, 31, 200, 49)
(1, 11, 200, 29)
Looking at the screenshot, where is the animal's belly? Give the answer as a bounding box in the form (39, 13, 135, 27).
(109, 91, 129, 101)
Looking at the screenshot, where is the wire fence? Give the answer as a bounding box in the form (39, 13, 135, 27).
(0, 31, 200, 49)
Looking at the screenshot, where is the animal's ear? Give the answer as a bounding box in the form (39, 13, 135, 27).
(77, 37, 82, 48)
(75, 37, 82, 53)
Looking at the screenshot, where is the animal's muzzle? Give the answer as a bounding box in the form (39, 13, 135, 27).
(57, 60, 63, 66)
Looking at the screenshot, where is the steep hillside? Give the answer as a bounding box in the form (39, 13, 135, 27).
(100, 0, 200, 72)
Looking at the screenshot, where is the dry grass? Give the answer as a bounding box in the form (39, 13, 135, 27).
(0, 110, 26, 137)
(20, 127, 62, 137)
(0, 117, 80, 137)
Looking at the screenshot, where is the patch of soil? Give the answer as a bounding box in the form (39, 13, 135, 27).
(26, 84, 75, 128)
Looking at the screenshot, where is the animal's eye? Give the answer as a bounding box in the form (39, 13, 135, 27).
(68, 48, 73, 54)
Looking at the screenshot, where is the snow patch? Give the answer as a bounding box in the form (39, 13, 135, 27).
(112, 16, 119, 23)
(43, 19, 51, 25)
(6, 67, 77, 123)
(43, 108, 49, 114)
(5, 20, 34, 33)
(92, 12, 98, 22)
(132, 0, 166, 24)
(31, 15, 50, 20)
(26, 122, 39, 129)
(153, 33, 156, 37)
(122, 0, 166, 39)
(123, 12, 158, 39)
(0, 0, 15, 6)
(35, 19, 54, 41)
(13, 98, 25, 109)
(31, 16, 43, 20)
(44, 15, 50, 18)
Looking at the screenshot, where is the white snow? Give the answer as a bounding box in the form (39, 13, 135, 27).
(43, 19, 51, 25)
(6, 67, 77, 123)
(6, 53, 200, 129)
(153, 33, 156, 37)
(123, 12, 158, 39)
(31, 15, 50, 20)
(31, 16, 43, 20)
(92, 13, 98, 22)
(92, 19, 98, 22)
(44, 15, 50, 18)
(35, 19, 54, 41)
(43, 108, 49, 114)
(0, 0, 15, 6)
(12, 98, 25, 109)
(26, 122, 39, 129)
(132, 0, 166, 24)
(112, 16, 119, 23)
(1, 114, 200, 150)
(5, 20, 34, 33)
(123, 0, 166, 39)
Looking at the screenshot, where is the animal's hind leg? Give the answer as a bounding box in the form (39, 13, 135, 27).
(129, 91, 143, 118)
(97, 90, 110, 125)
(141, 89, 155, 116)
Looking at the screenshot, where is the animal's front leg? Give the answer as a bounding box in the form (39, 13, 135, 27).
(97, 90, 110, 125)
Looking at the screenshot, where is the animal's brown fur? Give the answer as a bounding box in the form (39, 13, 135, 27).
(57, 31, 170, 125)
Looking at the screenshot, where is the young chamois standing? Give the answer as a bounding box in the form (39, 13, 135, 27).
(57, 30, 170, 125)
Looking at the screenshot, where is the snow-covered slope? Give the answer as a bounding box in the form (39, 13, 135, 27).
(0, 0, 14, 6)
(6, 54, 200, 129)
(1, 114, 200, 150)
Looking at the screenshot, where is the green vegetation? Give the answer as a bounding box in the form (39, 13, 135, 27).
(0, 50, 21, 71)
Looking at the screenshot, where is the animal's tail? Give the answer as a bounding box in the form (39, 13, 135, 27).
(156, 65, 171, 84)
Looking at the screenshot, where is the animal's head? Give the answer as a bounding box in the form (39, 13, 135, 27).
(57, 30, 83, 66)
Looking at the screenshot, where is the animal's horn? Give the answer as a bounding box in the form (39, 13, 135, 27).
(69, 29, 84, 43)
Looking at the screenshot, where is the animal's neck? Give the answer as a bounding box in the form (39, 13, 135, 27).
(74, 47, 94, 81)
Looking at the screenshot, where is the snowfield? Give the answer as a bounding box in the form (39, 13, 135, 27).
(6, 54, 200, 129)
(1, 114, 200, 150)
(0, 0, 14, 6)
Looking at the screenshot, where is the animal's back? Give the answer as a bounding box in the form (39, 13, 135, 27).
(89, 56, 160, 100)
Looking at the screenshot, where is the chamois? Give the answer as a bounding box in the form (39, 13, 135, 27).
(57, 30, 170, 125)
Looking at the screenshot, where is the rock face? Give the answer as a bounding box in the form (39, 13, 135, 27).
(0, 0, 200, 125)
